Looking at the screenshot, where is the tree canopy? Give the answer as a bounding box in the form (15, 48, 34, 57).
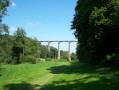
(0, 0, 10, 34)
(72, 0, 119, 66)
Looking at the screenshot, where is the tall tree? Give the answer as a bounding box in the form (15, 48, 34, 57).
(0, 0, 11, 63)
(71, 0, 119, 65)
(12, 27, 26, 64)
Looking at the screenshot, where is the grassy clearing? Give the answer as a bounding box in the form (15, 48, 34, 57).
(0, 61, 119, 90)
(0, 61, 68, 90)
(40, 62, 119, 90)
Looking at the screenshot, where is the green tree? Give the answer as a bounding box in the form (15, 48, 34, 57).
(40, 45, 49, 59)
(60, 50, 68, 60)
(72, 0, 119, 65)
(0, 0, 10, 34)
(0, 34, 13, 63)
(49, 46, 58, 59)
(0, 0, 10, 63)
(25, 37, 41, 58)
(12, 27, 26, 64)
(71, 52, 77, 60)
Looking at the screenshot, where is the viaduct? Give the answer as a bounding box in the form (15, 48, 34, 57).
(40, 41, 77, 61)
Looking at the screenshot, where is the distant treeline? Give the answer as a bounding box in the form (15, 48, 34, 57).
(0, 28, 77, 64)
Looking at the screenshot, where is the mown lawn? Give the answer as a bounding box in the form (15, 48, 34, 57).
(0, 61, 119, 90)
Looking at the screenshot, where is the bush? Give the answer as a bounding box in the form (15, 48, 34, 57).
(45, 58, 52, 61)
(71, 53, 77, 60)
(59, 59, 68, 62)
(12, 57, 18, 64)
(21, 55, 37, 64)
(4, 57, 12, 64)
(37, 58, 45, 62)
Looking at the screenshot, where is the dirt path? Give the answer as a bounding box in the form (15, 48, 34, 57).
(31, 73, 55, 89)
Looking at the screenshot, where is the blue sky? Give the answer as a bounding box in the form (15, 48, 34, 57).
(3, 0, 77, 53)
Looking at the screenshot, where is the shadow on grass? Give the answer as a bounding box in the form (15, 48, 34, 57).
(3, 82, 40, 90)
(39, 61, 119, 90)
(0, 68, 4, 70)
(39, 77, 119, 90)
(48, 61, 113, 74)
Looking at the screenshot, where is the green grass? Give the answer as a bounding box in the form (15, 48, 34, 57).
(0, 61, 69, 90)
(40, 62, 119, 90)
(0, 61, 119, 90)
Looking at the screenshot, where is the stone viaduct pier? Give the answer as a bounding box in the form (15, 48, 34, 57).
(40, 41, 77, 61)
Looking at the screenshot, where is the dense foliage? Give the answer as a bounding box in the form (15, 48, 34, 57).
(72, 0, 119, 66)
(0, 0, 10, 34)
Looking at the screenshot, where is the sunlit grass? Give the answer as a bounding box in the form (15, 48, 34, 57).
(1, 61, 119, 90)
(0, 61, 68, 90)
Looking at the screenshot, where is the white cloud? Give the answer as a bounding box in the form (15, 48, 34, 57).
(11, 2, 16, 7)
(9, 26, 16, 31)
(27, 22, 41, 26)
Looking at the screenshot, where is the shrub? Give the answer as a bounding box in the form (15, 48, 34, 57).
(45, 58, 52, 61)
(12, 57, 18, 64)
(37, 58, 45, 62)
(21, 55, 37, 64)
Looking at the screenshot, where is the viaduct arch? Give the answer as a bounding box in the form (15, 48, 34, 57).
(40, 41, 77, 61)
